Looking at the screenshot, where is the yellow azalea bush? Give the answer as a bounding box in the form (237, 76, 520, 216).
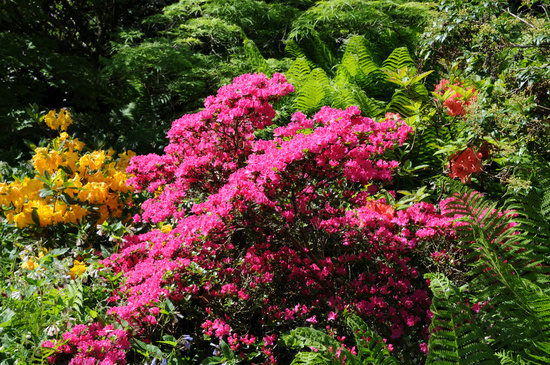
(0, 109, 135, 228)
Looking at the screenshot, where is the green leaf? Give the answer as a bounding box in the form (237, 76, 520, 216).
(31, 207, 40, 226)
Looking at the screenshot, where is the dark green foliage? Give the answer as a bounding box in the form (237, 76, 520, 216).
(0, 0, 308, 162)
(284, 37, 429, 118)
(0, 0, 176, 162)
(288, 0, 431, 66)
(244, 39, 272, 76)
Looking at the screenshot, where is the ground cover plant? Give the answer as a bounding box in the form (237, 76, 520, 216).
(1, 0, 550, 364)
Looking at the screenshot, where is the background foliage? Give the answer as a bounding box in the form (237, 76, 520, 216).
(1, 0, 550, 364)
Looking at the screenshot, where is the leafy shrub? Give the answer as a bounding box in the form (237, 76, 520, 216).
(90, 73, 457, 363)
(0, 109, 135, 230)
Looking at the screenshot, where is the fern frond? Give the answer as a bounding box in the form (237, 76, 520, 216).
(381, 47, 414, 73)
(425, 272, 497, 365)
(285, 58, 312, 92)
(291, 352, 331, 365)
(331, 80, 383, 118)
(386, 91, 418, 118)
(539, 170, 550, 221)
(336, 36, 381, 88)
(443, 185, 550, 355)
(525, 341, 550, 364)
(495, 350, 529, 365)
(285, 317, 400, 365)
(285, 39, 317, 69)
(346, 315, 399, 365)
(408, 125, 448, 172)
(295, 68, 330, 114)
(243, 38, 271, 76)
(351, 89, 384, 118)
(285, 327, 358, 365)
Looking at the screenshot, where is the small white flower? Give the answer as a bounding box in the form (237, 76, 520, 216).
(45, 325, 60, 336)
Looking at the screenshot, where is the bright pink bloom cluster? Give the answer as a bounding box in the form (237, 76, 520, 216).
(435, 79, 477, 117)
(42, 323, 130, 365)
(126, 73, 294, 223)
(91, 74, 456, 361)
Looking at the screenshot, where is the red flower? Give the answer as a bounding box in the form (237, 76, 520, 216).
(448, 147, 483, 183)
(435, 79, 477, 117)
(444, 98, 465, 117)
(364, 200, 395, 221)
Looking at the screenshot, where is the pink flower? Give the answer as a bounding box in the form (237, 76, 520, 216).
(306, 315, 318, 324)
(263, 334, 276, 346)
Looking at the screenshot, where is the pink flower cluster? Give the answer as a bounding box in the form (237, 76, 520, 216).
(87, 73, 456, 361)
(42, 323, 130, 365)
(127, 73, 294, 223)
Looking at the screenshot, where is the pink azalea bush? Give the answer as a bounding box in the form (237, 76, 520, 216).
(45, 73, 457, 362)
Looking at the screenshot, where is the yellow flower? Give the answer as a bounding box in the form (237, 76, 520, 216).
(38, 248, 49, 259)
(69, 260, 87, 279)
(21, 257, 38, 270)
(161, 224, 172, 233)
(43, 109, 73, 131)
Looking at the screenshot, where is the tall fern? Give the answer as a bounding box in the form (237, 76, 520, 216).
(243, 38, 271, 76)
(425, 272, 496, 365)
(336, 36, 381, 88)
(285, 39, 317, 69)
(286, 58, 312, 93)
(284, 35, 425, 118)
(433, 179, 550, 363)
(295, 68, 331, 114)
(381, 47, 414, 74)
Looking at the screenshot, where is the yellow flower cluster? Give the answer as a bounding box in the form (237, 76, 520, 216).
(0, 110, 135, 228)
(44, 109, 73, 131)
(20, 248, 48, 271)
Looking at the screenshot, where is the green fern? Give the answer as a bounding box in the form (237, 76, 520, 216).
(386, 91, 419, 117)
(438, 182, 550, 361)
(285, 39, 317, 69)
(346, 315, 399, 365)
(331, 80, 383, 117)
(243, 38, 271, 76)
(285, 37, 432, 119)
(291, 352, 331, 364)
(285, 327, 359, 365)
(336, 35, 381, 88)
(425, 272, 496, 365)
(381, 47, 414, 74)
(286, 58, 312, 92)
(295, 68, 331, 114)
